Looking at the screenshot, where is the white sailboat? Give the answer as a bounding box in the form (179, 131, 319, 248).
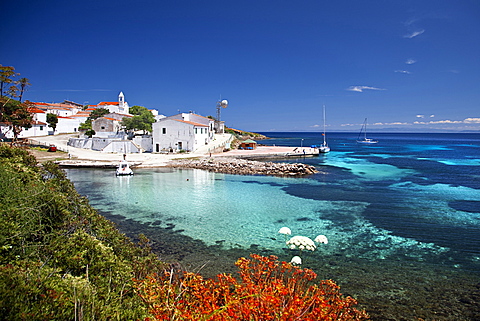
(356, 118, 378, 144)
(319, 105, 330, 153)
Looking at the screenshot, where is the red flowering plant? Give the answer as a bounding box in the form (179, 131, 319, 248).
(134, 254, 369, 320)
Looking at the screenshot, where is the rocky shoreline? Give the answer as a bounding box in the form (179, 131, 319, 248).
(166, 157, 320, 176)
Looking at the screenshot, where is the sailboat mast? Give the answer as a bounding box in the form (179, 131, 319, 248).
(364, 118, 367, 140)
(323, 105, 327, 145)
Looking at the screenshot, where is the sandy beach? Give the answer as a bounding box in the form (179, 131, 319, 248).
(27, 133, 318, 168)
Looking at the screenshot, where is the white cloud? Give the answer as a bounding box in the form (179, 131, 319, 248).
(414, 118, 480, 125)
(430, 115, 435, 118)
(373, 122, 408, 126)
(340, 117, 480, 128)
(395, 70, 411, 74)
(346, 86, 386, 93)
(406, 59, 417, 65)
(464, 118, 480, 123)
(404, 29, 425, 38)
(414, 120, 462, 124)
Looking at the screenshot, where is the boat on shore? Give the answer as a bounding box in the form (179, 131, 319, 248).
(116, 160, 134, 176)
(356, 118, 378, 144)
(319, 105, 330, 153)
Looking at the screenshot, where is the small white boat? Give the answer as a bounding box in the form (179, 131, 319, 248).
(319, 104, 330, 153)
(357, 118, 378, 144)
(116, 160, 134, 176)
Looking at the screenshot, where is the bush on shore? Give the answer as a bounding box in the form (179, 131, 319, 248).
(0, 144, 165, 320)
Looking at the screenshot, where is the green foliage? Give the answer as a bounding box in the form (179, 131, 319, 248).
(88, 108, 109, 121)
(0, 144, 166, 320)
(121, 106, 155, 133)
(79, 108, 109, 132)
(0, 65, 18, 98)
(79, 119, 92, 130)
(128, 105, 148, 116)
(46, 113, 58, 131)
(84, 129, 95, 137)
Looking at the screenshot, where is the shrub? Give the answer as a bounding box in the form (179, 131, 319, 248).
(0, 144, 165, 320)
(135, 254, 369, 320)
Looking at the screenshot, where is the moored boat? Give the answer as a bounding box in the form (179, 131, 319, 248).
(116, 160, 134, 176)
(319, 104, 330, 153)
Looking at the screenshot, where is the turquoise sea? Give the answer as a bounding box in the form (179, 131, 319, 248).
(66, 132, 480, 320)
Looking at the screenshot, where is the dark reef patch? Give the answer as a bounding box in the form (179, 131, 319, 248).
(449, 200, 480, 214)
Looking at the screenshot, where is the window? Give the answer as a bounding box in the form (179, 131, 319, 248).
(101, 126, 105, 130)
(156, 144, 159, 152)
(162, 128, 166, 134)
(40, 126, 43, 130)
(195, 128, 197, 134)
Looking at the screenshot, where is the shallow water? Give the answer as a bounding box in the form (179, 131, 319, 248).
(66, 132, 480, 320)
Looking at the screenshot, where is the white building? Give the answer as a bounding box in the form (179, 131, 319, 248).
(152, 112, 215, 153)
(97, 92, 129, 114)
(55, 116, 81, 134)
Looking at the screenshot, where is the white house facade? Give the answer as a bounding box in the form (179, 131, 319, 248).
(152, 117, 210, 153)
(55, 116, 81, 134)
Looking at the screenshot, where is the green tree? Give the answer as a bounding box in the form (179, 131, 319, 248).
(121, 106, 155, 134)
(88, 107, 109, 120)
(17, 77, 31, 102)
(0, 65, 17, 98)
(128, 105, 147, 116)
(46, 113, 58, 132)
(79, 108, 109, 131)
(0, 65, 33, 141)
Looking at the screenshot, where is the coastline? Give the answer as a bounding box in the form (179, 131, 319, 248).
(28, 133, 321, 169)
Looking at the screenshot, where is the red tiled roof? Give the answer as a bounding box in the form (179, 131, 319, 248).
(27, 107, 45, 113)
(32, 102, 77, 109)
(32, 121, 47, 125)
(115, 113, 132, 118)
(69, 114, 89, 118)
(174, 119, 208, 127)
(98, 102, 119, 106)
(188, 113, 211, 120)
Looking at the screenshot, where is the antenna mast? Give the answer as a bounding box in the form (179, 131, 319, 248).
(215, 98, 228, 134)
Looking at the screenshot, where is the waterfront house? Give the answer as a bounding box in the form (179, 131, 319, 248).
(152, 112, 215, 153)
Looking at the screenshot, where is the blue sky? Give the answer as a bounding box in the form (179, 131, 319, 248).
(1, 0, 479, 132)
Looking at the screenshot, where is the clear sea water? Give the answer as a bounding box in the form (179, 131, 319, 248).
(66, 132, 480, 319)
